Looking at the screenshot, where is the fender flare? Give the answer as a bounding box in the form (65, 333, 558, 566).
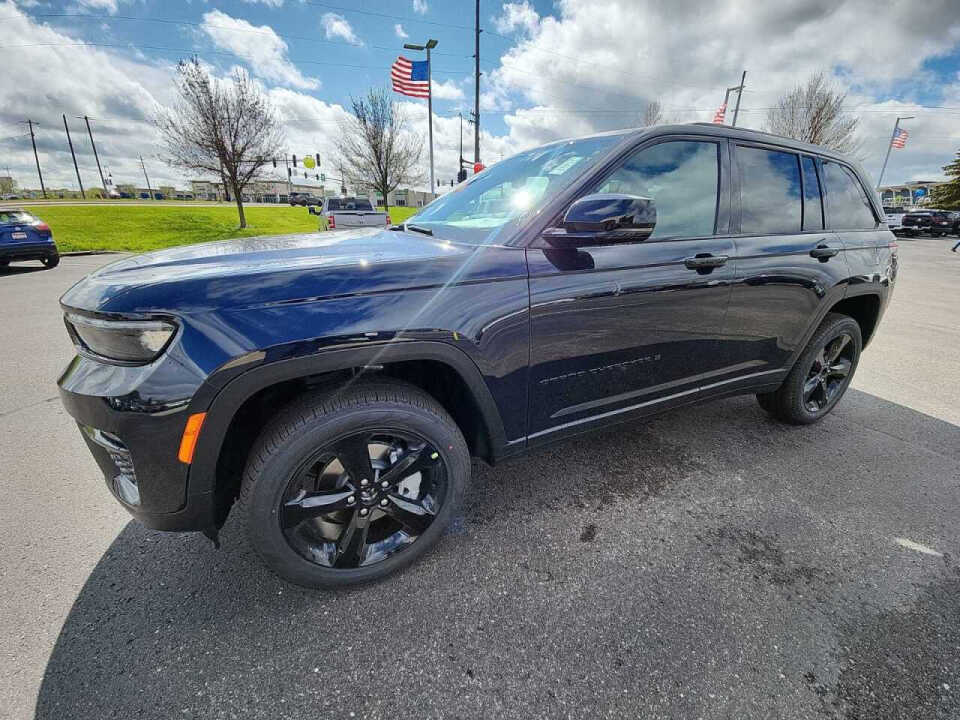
(186, 340, 510, 496)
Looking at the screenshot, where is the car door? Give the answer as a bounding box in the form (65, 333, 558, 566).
(720, 145, 848, 384)
(819, 158, 888, 290)
(526, 137, 738, 442)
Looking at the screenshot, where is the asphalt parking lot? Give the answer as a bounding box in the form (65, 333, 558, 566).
(1, 238, 959, 720)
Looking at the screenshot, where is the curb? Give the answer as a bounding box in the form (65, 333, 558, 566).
(61, 251, 122, 257)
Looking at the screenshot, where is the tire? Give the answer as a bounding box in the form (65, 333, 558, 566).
(760, 313, 862, 425)
(41, 254, 59, 269)
(237, 380, 470, 588)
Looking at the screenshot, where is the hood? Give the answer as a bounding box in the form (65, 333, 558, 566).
(60, 227, 481, 314)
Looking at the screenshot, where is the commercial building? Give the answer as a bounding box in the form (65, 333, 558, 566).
(878, 181, 945, 208)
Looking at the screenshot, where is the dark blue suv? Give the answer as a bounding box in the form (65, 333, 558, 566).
(0, 208, 59, 269)
(58, 124, 897, 588)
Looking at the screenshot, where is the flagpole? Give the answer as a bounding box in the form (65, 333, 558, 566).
(876, 115, 913, 191)
(427, 44, 435, 195)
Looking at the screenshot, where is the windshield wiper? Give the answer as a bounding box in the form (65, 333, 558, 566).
(403, 223, 434, 236)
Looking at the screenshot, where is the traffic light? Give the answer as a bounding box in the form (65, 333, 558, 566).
(304, 172, 308, 179)
(287, 167, 292, 178)
(315, 153, 321, 167)
(272, 158, 277, 168)
(321, 173, 325, 182)
(292, 154, 297, 167)
(316, 174, 319, 181)
(457, 168, 467, 183)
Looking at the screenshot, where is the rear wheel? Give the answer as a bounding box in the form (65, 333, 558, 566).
(757, 313, 861, 425)
(41, 254, 59, 269)
(238, 381, 470, 588)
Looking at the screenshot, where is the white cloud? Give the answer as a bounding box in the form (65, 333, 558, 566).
(201, 9, 319, 90)
(485, 0, 960, 183)
(493, 1, 539, 35)
(74, 0, 122, 13)
(241, 0, 284, 7)
(320, 12, 363, 46)
(432, 79, 464, 101)
(394, 23, 409, 39)
(412, 0, 428, 14)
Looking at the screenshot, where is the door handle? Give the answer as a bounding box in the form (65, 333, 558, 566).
(810, 244, 840, 260)
(684, 254, 729, 270)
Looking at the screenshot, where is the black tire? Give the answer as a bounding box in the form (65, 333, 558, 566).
(237, 380, 470, 588)
(41, 254, 59, 269)
(760, 313, 862, 425)
(0, 260, 9, 267)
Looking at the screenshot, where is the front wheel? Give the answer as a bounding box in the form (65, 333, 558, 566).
(238, 381, 470, 588)
(757, 313, 861, 425)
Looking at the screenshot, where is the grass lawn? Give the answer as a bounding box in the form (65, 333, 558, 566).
(34, 204, 421, 253)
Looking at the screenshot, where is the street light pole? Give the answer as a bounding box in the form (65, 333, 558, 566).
(876, 115, 914, 191)
(404, 38, 438, 196)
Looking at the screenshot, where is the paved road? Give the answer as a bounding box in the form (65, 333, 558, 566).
(1, 238, 959, 720)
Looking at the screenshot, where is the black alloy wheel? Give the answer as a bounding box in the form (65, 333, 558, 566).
(756, 312, 861, 425)
(239, 381, 469, 588)
(280, 431, 448, 569)
(801, 333, 854, 413)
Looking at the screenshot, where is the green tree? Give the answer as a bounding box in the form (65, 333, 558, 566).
(932, 150, 960, 209)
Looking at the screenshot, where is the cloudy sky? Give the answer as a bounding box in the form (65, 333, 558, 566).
(1, 0, 959, 193)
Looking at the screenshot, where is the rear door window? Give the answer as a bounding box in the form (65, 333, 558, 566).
(821, 162, 877, 230)
(801, 156, 824, 231)
(736, 146, 802, 234)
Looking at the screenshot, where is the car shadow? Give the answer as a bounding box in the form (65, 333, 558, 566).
(0, 263, 47, 276)
(34, 389, 960, 719)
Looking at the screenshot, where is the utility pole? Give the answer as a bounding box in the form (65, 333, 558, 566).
(21, 119, 46, 198)
(473, 0, 481, 165)
(62, 114, 85, 199)
(138, 153, 152, 199)
(731, 70, 746, 127)
(79, 116, 107, 194)
(876, 115, 914, 191)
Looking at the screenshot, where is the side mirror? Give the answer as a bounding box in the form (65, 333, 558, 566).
(541, 193, 656, 248)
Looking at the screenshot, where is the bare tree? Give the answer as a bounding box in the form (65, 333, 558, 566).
(642, 99, 663, 127)
(156, 58, 284, 228)
(336, 89, 423, 207)
(764, 72, 860, 153)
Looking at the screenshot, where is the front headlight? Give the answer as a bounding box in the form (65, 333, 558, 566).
(65, 313, 176, 364)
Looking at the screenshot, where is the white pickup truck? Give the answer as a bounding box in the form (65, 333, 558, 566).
(312, 197, 390, 230)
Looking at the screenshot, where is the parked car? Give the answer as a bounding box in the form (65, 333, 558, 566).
(315, 196, 390, 229)
(58, 124, 897, 588)
(900, 210, 954, 236)
(289, 192, 322, 207)
(0, 208, 58, 269)
(883, 206, 906, 234)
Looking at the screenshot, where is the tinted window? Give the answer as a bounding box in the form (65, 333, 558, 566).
(593, 140, 718, 239)
(801, 156, 824, 231)
(822, 162, 877, 230)
(0, 211, 34, 224)
(737, 146, 801, 234)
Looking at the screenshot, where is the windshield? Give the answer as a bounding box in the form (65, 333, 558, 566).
(409, 134, 625, 244)
(0, 211, 34, 224)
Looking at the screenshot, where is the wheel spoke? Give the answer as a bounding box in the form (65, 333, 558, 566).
(814, 347, 827, 371)
(333, 435, 376, 487)
(382, 494, 435, 536)
(825, 334, 850, 363)
(818, 377, 829, 407)
(829, 357, 852, 378)
(333, 510, 371, 568)
(379, 443, 436, 487)
(802, 375, 820, 402)
(281, 489, 354, 529)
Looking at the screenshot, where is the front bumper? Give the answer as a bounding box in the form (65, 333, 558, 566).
(1, 242, 57, 262)
(58, 353, 217, 532)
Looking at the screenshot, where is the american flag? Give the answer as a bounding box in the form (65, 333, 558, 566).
(891, 127, 909, 149)
(391, 56, 430, 99)
(712, 102, 727, 124)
